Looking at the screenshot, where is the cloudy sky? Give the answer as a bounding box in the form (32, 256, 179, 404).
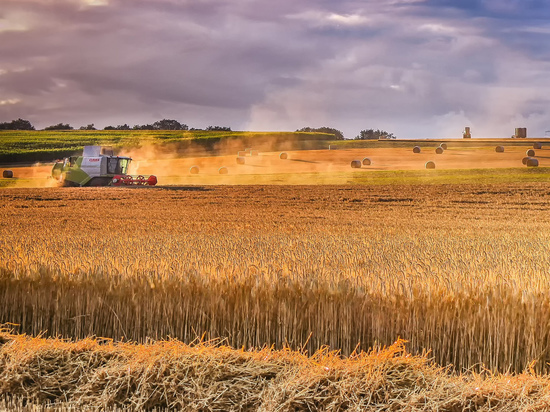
(1, 0, 550, 138)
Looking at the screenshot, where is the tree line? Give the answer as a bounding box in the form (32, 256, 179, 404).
(0, 118, 396, 139)
(296, 127, 396, 140)
(0, 118, 231, 132)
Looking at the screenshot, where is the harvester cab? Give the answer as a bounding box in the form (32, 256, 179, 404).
(52, 145, 157, 187)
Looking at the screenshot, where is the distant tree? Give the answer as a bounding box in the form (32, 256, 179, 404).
(296, 126, 344, 140)
(0, 118, 35, 130)
(133, 124, 155, 130)
(355, 129, 396, 140)
(105, 124, 131, 130)
(205, 126, 232, 131)
(129, 119, 188, 130)
(44, 123, 73, 131)
(79, 124, 96, 130)
(153, 119, 188, 130)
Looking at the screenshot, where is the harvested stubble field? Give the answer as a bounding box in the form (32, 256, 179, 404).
(2, 183, 550, 410)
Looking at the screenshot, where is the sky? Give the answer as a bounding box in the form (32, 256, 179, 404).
(1, 0, 550, 139)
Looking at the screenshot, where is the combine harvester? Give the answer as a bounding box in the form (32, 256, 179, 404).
(51, 146, 157, 187)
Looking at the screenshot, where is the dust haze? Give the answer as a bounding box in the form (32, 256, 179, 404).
(1, 140, 548, 187)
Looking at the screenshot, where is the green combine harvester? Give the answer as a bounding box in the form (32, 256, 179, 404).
(51, 146, 157, 187)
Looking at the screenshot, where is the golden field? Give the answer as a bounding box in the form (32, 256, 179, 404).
(3, 140, 550, 410)
(2, 184, 550, 371)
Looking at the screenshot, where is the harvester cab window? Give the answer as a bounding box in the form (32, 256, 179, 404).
(107, 158, 120, 174)
(119, 159, 129, 175)
(107, 158, 129, 175)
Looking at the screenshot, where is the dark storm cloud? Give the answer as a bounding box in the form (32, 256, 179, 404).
(1, 0, 550, 136)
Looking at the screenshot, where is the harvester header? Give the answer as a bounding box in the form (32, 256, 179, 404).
(51, 146, 157, 187)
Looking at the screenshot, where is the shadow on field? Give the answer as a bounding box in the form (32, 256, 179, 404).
(157, 186, 212, 191)
(289, 159, 319, 163)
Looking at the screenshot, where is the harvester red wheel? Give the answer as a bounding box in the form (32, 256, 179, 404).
(111, 175, 123, 186)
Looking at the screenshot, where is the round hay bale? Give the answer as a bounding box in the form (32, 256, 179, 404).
(526, 149, 535, 157)
(236, 156, 245, 165)
(440, 143, 448, 150)
(218, 166, 228, 174)
(2, 170, 13, 178)
(413, 146, 421, 153)
(362, 157, 371, 166)
(435, 147, 444, 154)
(522, 157, 531, 165)
(350, 160, 362, 169)
(425, 161, 436, 169)
(189, 165, 199, 174)
(279, 152, 288, 160)
(534, 142, 542, 150)
(238, 151, 247, 157)
(495, 146, 504, 153)
(526, 158, 539, 167)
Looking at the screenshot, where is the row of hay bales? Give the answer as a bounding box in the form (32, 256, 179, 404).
(190, 148, 262, 175)
(237, 148, 259, 157)
(412, 143, 447, 154)
(189, 149, 291, 175)
(494, 144, 542, 153)
(353, 144, 445, 169)
(192, 141, 546, 175)
(520, 148, 539, 167)
(350, 158, 372, 168)
(411, 143, 544, 169)
(351, 157, 437, 169)
(523, 157, 539, 167)
(190, 165, 229, 175)
(495, 146, 542, 167)
(523, 149, 539, 167)
(236, 148, 260, 166)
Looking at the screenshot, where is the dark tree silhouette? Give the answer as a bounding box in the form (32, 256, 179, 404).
(296, 127, 344, 140)
(355, 129, 396, 140)
(79, 124, 96, 130)
(205, 126, 232, 131)
(153, 119, 188, 130)
(0, 118, 35, 130)
(44, 123, 73, 131)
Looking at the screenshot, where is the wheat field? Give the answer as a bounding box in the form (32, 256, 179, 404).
(2, 183, 550, 379)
